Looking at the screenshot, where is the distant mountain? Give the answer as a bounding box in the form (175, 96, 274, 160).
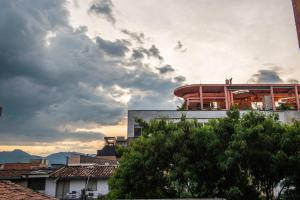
(0, 150, 84, 165)
(0, 149, 41, 164)
(46, 152, 70, 165)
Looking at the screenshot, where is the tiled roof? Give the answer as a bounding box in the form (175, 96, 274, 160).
(50, 165, 116, 179)
(0, 169, 53, 179)
(80, 155, 118, 165)
(0, 169, 32, 179)
(1, 163, 46, 170)
(0, 180, 57, 200)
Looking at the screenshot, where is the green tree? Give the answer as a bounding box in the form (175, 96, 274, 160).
(109, 116, 222, 198)
(227, 111, 286, 200)
(278, 121, 300, 200)
(108, 109, 299, 200)
(209, 108, 259, 199)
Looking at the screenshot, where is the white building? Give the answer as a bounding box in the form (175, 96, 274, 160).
(128, 83, 300, 138)
(46, 163, 116, 199)
(0, 155, 118, 199)
(127, 110, 300, 138)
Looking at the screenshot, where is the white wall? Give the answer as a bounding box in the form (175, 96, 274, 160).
(97, 180, 109, 195)
(45, 178, 110, 198)
(127, 110, 227, 137)
(69, 179, 86, 193)
(45, 179, 56, 197)
(127, 110, 300, 137)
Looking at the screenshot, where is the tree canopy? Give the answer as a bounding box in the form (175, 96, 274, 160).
(108, 108, 300, 200)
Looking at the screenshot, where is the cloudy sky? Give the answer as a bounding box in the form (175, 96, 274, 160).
(0, 0, 299, 156)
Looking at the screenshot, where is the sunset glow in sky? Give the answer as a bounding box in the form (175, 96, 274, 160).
(0, 0, 300, 156)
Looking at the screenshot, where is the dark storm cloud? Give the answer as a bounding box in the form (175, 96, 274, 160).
(249, 69, 283, 83)
(131, 49, 145, 60)
(89, 0, 116, 25)
(148, 45, 164, 61)
(156, 65, 175, 74)
(130, 45, 164, 61)
(174, 75, 186, 83)
(121, 29, 145, 44)
(95, 37, 130, 57)
(0, 0, 181, 145)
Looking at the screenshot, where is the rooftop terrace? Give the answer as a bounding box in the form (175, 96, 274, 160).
(174, 82, 300, 111)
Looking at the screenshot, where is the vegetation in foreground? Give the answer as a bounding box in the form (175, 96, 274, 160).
(109, 108, 300, 200)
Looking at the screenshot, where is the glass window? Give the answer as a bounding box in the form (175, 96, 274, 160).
(27, 178, 46, 191)
(134, 125, 142, 137)
(86, 179, 97, 191)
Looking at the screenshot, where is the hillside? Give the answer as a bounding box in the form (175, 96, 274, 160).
(0, 149, 41, 163)
(0, 150, 84, 165)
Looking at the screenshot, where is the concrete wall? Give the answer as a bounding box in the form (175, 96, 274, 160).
(128, 110, 300, 138)
(67, 154, 81, 165)
(45, 178, 109, 198)
(97, 180, 109, 195)
(96, 156, 117, 161)
(69, 179, 86, 193)
(68, 179, 109, 197)
(282, 110, 300, 122)
(45, 179, 56, 197)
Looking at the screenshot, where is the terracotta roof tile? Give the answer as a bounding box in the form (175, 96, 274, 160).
(80, 155, 118, 165)
(0, 169, 53, 179)
(0, 169, 32, 179)
(1, 163, 44, 170)
(50, 165, 116, 179)
(0, 180, 57, 200)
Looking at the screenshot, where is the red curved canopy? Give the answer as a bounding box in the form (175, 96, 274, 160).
(174, 84, 300, 111)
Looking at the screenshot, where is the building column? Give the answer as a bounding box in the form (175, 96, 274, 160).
(228, 90, 232, 108)
(230, 91, 234, 106)
(224, 86, 229, 110)
(270, 86, 276, 111)
(295, 85, 300, 111)
(199, 86, 203, 110)
(186, 99, 190, 110)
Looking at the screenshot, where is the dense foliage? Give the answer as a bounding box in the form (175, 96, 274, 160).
(109, 108, 300, 200)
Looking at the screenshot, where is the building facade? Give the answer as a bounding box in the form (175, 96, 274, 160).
(0, 159, 53, 194)
(174, 83, 300, 111)
(0, 150, 118, 199)
(48, 164, 116, 199)
(128, 83, 300, 138)
(0, 180, 56, 200)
